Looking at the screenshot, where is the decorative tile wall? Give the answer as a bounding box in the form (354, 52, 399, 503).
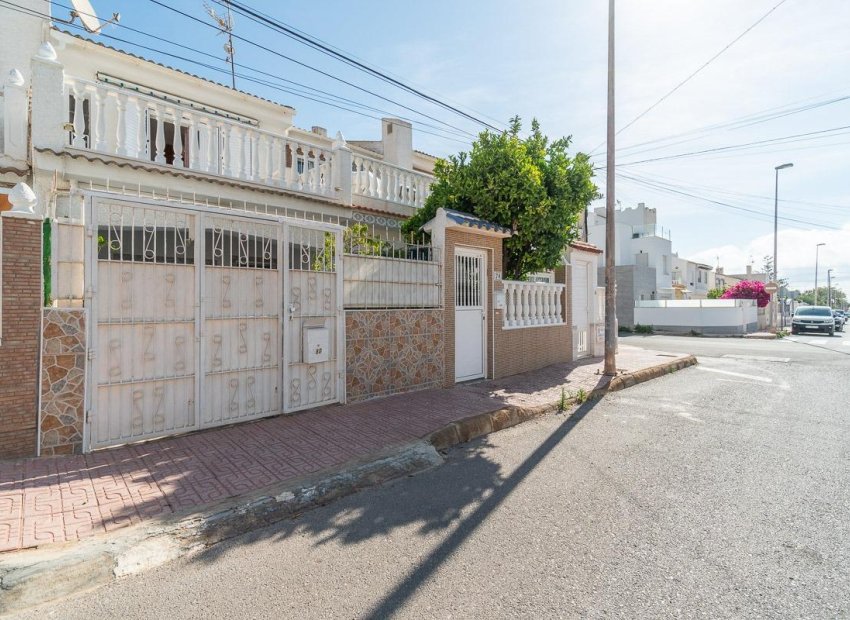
(40, 308, 86, 455)
(346, 309, 444, 402)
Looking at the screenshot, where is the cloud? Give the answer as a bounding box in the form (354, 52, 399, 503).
(689, 223, 850, 291)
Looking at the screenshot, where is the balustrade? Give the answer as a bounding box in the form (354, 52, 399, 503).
(63, 77, 334, 198)
(351, 154, 432, 209)
(62, 77, 438, 211)
(502, 280, 565, 328)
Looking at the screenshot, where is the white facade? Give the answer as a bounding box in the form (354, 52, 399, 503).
(588, 202, 674, 300)
(671, 255, 714, 299)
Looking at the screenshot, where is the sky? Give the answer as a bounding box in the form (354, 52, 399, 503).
(45, 0, 850, 292)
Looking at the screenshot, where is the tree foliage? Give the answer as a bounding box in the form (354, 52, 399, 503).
(796, 286, 847, 308)
(721, 280, 770, 308)
(706, 286, 727, 299)
(403, 117, 598, 280)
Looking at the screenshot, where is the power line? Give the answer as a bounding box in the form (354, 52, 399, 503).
(595, 167, 839, 229)
(226, 4, 508, 131)
(611, 170, 839, 230)
(8, 0, 474, 145)
(617, 125, 850, 166)
(145, 0, 482, 139)
(590, 0, 790, 155)
(43, 0, 475, 141)
(215, 0, 503, 132)
(592, 92, 850, 161)
(6, 2, 473, 145)
(613, 170, 850, 215)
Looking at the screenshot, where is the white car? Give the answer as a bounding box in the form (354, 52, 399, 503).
(791, 306, 835, 336)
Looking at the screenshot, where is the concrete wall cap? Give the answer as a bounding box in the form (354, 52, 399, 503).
(4, 182, 42, 220)
(332, 131, 349, 150)
(6, 68, 25, 87)
(35, 42, 59, 62)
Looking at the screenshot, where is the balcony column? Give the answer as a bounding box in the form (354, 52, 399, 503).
(153, 103, 166, 164)
(92, 88, 107, 151)
(171, 109, 184, 168)
(71, 84, 86, 148)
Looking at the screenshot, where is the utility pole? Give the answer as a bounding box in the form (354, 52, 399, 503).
(772, 163, 792, 330)
(814, 242, 825, 305)
(604, 0, 617, 376)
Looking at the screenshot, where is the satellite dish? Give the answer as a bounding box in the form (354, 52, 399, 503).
(69, 0, 120, 34)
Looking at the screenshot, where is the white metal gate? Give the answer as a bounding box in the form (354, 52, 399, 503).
(283, 223, 344, 412)
(90, 200, 198, 448)
(201, 215, 282, 428)
(454, 248, 486, 382)
(86, 194, 342, 450)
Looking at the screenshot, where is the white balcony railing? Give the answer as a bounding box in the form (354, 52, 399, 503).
(503, 280, 565, 328)
(64, 77, 334, 197)
(61, 77, 437, 212)
(352, 154, 432, 209)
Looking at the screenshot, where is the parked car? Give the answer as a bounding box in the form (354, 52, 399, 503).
(791, 306, 835, 336)
(833, 310, 845, 332)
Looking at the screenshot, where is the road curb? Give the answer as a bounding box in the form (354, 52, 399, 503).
(428, 355, 699, 451)
(0, 442, 442, 615)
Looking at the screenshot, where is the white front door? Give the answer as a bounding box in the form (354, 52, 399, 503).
(454, 249, 486, 382)
(572, 259, 591, 357)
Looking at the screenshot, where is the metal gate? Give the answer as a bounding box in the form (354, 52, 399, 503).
(283, 223, 344, 412)
(201, 215, 282, 428)
(85, 194, 342, 450)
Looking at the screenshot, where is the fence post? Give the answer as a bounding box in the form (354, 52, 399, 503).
(332, 131, 352, 207)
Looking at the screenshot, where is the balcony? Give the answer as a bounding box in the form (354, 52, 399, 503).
(62, 77, 433, 211)
(631, 224, 671, 240)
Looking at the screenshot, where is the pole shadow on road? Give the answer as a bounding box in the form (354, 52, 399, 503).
(190, 390, 603, 618)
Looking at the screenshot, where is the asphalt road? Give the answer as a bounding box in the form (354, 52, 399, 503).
(16, 334, 850, 619)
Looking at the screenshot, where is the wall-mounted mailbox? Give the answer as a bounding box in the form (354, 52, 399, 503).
(302, 327, 330, 364)
(494, 290, 506, 310)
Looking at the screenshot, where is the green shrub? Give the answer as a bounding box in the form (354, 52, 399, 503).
(634, 323, 654, 334)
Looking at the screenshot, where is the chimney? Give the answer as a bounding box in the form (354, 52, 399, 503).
(717, 267, 724, 275)
(381, 118, 413, 170)
(638, 202, 645, 208)
(311, 126, 327, 137)
(746, 265, 752, 275)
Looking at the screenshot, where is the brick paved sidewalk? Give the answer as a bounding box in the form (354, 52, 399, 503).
(0, 345, 687, 553)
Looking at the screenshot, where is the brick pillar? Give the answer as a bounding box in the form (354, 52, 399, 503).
(0, 183, 43, 458)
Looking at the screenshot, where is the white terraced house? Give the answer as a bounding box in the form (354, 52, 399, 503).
(0, 1, 439, 453)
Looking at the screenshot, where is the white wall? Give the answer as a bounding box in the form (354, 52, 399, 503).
(634, 300, 758, 334)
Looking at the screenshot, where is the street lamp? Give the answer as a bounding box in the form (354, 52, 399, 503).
(772, 163, 793, 329)
(814, 242, 826, 304)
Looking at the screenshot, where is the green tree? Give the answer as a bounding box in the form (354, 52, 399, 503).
(706, 286, 727, 299)
(403, 117, 598, 280)
(796, 286, 847, 308)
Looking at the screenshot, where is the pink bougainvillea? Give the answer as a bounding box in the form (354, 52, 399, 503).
(720, 280, 771, 308)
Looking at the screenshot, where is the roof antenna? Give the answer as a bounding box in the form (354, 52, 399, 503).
(205, 1, 237, 89)
(69, 0, 120, 34)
